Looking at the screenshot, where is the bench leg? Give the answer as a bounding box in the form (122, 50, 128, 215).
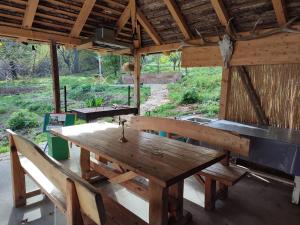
(80, 147, 91, 180)
(205, 177, 216, 210)
(218, 182, 228, 200)
(9, 136, 26, 207)
(169, 181, 184, 221)
(66, 178, 84, 225)
(292, 176, 300, 205)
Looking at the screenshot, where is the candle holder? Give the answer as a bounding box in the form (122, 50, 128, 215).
(119, 119, 128, 143)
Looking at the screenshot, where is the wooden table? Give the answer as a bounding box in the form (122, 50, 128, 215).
(51, 122, 225, 225)
(71, 106, 138, 122)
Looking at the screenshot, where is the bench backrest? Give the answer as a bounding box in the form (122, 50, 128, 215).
(130, 116, 250, 156)
(8, 130, 105, 225)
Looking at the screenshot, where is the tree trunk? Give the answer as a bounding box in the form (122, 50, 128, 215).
(9, 61, 17, 79)
(72, 49, 80, 73)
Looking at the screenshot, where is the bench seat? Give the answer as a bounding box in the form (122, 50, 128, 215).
(199, 163, 248, 186)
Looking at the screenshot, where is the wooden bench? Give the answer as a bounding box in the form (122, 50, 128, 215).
(130, 116, 250, 210)
(7, 129, 147, 225)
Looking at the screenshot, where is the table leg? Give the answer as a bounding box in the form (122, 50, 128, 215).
(149, 181, 168, 225)
(168, 181, 184, 220)
(292, 176, 300, 205)
(80, 147, 90, 180)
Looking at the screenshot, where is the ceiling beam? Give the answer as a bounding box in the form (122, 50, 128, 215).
(130, 0, 137, 33)
(271, 0, 287, 26)
(116, 5, 131, 35)
(210, 0, 229, 27)
(22, 0, 39, 29)
(0, 25, 82, 45)
(163, 0, 193, 40)
(70, 0, 96, 37)
(137, 9, 162, 45)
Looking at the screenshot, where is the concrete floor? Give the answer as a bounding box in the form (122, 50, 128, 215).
(0, 147, 299, 225)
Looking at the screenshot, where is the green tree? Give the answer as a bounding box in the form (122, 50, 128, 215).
(169, 52, 181, 71)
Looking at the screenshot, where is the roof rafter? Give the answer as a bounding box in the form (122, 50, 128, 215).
(210, 0, 229, 27)
(70, 0, 96, 37)
(115, 5, 131, 35)
(22, 0, 39, 29)
(130, 0, 137, 33)
(163, 0, 193, 40)
(137, 9, 162, 45)
(271, 0, 287, 26)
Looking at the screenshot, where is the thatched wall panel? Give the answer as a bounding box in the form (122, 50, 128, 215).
(227, 64, 300, 130)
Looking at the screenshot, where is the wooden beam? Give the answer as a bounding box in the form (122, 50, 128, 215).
(109, 171, 138, 184)
(116, 5, 131, 36)
(219, 68, 231, 119)
(210, 0, 229, 27)
(130, 0, 137, 33)
(272, 0, 287, 26)
(0, 26, 82, 45)
(163, 0, 193, 40)
(22, 0, 39, 29)
(133, 52, 141, 113)
(137, 9, 162, 45)
(180, 33, 300, 66)
(237, 66, 269, 125)
(70, 0, 96, 37)
(50, 41, 61, 113)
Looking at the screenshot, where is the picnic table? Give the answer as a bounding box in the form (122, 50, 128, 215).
(51, 122, 225, 225)
(71, 106, 138, 122)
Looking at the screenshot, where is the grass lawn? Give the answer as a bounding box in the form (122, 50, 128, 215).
(149, 67, 222, 118)
(0, 74, 150, 153)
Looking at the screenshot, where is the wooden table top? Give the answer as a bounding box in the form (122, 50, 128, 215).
(51, 122, 225, 187)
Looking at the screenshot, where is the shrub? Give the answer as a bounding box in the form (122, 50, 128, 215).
(7, 109, 39, 130)
(85, 97, 104, 107)
(180, 88, 199, 104)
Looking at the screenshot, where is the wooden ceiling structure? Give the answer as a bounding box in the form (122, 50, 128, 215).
(0, 0, 300, 115)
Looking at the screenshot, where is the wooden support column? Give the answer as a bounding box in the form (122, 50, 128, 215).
(50, 41, 61, 113)
(219, 68, 231, 119)
(134, 53, 141, 114)
(80, 147, 91, 180)
(237, 66, 269, 125)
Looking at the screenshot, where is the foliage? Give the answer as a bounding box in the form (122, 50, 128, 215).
(85, 96, 104, 107)
(180, 88, 199, 104)
(7, 109, 39, 130)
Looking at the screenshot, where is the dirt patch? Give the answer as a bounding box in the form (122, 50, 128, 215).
(0, 86, 41, 95)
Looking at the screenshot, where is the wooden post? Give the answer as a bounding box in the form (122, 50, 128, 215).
(204, 177, 216, 210)
(237, 66, 269, 125)
(168, 181, 184, 221)
(80, 147, 91, 180)
(8, 134, 26, 207)
(149, 181, 168, 225)
(50, 40, 61, 113)
(134, 52, 141, 114)
(219, 67, 231, 120)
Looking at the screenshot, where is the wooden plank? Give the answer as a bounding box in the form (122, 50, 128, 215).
(22, 0, 39, 29)
(70, 0, 96, 37)
(149, 181, 168, 225)
(108, 171, 138, 184)
(25, 189, 42, 198)
(137, 9, 162, 45)
(8, 134, 26, 207)
(272, 0, 287, 26)
(163, 0, 193, 40)
(181, 33, 300, 66)
(130, 0, 137, 33)
(66, 178, 84, 225)
(134, 53, 141, 113)
(131, 116, 250, 156)
(237, 66, 269, 125)
(219, 68, 231, 119)
(50, 41, 61, 113)
(210, 0, 229, 27)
